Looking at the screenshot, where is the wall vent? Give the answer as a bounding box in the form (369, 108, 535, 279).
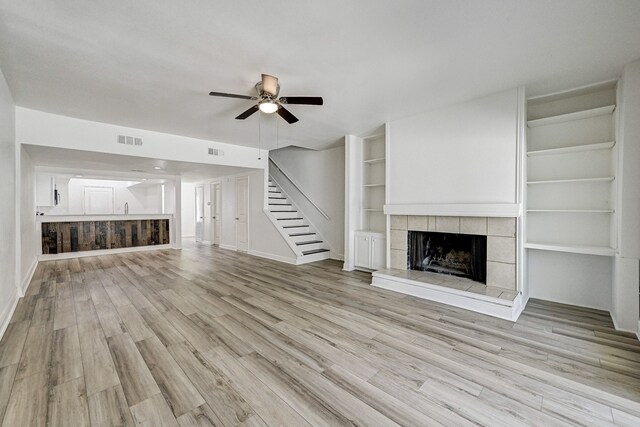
(208, 148, 224, 156)
(117, 135, 143, 146)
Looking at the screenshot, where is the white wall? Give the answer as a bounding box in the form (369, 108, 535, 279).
(528, 251, 613, 311)
(16, 107, 266, 170)
(20, 147, 37, 293)
(0, 66, 17, 336)
(612, 58, 640, 331)
(388, 88, 520, 205)
(181, 182, 196, 238)
(270, 145, 345, 259)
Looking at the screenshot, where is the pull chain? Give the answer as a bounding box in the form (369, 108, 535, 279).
(258, 110, 262, 160)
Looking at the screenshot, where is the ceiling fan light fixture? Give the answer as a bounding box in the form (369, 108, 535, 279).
(258, 100, 278, 114)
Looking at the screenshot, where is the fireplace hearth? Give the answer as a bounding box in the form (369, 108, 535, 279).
(408, 231, 487, 283)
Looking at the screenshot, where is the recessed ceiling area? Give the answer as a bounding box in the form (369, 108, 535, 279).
(2, 1, 640, 150)
(23, 145, 254, 182)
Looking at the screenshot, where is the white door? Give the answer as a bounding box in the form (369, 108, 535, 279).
(236, 176, 249, 252)
(195, 185, 204, 242)
(354, 234, 371, 268)
(83, 186, 114, 214)
(371, 236, 387, 270)
(210, 182, 221, 245)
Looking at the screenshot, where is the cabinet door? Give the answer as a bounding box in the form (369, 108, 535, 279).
(370, 236, 386, 270)
(354, 234, 371, 267)
(36, 174, 55, 207)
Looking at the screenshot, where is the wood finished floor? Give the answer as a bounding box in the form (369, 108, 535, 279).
(1, 242, 639, 426)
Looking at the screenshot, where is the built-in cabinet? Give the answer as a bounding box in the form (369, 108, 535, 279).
(354, 231, 386, 270)
(525, 81, 617, 256)
(344, 125, 389, 271)
(36, 174, 56, 207)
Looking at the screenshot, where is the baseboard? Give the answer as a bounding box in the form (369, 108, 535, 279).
(330, 251, 344, 261)
(248, 250, 298, 265)
(219, 244, 237, 251)
(636, 321, 640, 342)
(372, 272, 524, 322)
(343, 262, 355, 271)
(38, 244, 172, 261)
(19, 257, 38, 297)
(0, 286, 19, 341)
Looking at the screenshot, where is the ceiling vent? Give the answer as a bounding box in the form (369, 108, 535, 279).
(117, 135, 143, 146)
(208, 148, 224, 156)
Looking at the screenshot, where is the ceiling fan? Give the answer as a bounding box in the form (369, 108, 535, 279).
(209, 74, 323, 124)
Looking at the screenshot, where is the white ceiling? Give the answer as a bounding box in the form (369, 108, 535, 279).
(23, 145, 253, 182)
(2, 1, 640, 150)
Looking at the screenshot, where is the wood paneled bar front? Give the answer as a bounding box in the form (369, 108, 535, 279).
(37, 214, 173, 258)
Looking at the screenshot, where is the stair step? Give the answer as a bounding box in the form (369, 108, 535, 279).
(283, 225, 309, 229)
(289, 232, 315, 237)
(269, 196, 285, 199)
(302, 249, 331, 256)
(277, 218, 304, 221)
(271, 210, 297, 213)
(269, 203, 292, 206)
(296, 240, 323, 246)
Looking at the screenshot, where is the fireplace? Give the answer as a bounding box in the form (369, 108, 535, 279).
(408, 231, 487, 283)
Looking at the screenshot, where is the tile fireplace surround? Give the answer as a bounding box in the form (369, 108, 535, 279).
(372, 215, 524, 321)
(390, 215, 516, 290)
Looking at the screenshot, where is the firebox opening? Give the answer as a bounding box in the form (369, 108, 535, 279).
(407, 231, 487, 284)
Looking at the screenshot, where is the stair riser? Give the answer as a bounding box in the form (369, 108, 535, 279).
(278, 219, 305, 227)
(271, 211, 299, 219)
(290, 234, 318, 243)
(299, 251, 331, 263)
(268, 199, 290, 205)
(296, 242, 324, 251)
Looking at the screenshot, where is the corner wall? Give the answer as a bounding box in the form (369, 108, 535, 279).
(0, 66, 17, 336)
(19, 147, 37, 294)
(612, 59, 640, 332)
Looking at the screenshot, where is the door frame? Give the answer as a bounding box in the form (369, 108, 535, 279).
(210, 180, 221, 245)
(195, 184, 205, 242)
(235, 175, 250, 252)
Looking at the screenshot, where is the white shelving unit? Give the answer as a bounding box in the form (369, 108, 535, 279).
(362, 133, 386, 233)
(526, 82, 617, 255)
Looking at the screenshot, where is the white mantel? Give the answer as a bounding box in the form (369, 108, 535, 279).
(384, 203, 522, 217)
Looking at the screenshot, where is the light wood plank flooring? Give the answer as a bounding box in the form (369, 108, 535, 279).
(1, 241, 639, 426)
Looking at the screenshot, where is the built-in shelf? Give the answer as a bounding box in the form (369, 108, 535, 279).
(363, 183, 385, 187)
(363, 157, 385, 164)
(527, 105, 615, 128)
(527, 177, 615, 185)
(527, 141, 615, 157)
(525, 242, 615, 257)
(527, 209, 614, 213)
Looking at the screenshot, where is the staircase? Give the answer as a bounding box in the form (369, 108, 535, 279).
(267, 178, 331, 264)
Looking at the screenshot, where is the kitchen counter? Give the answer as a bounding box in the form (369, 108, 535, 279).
(37, 213, 173, 222)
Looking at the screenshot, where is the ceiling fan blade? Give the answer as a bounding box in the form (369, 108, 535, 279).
(262, 74, 279, 96)
(277, 105, 299, 124)
(280, 96, 323, 105)
(235, 105, 259, 120)
(209, 91, 255, 100)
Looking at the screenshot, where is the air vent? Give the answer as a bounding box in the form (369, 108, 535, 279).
(117, 134, 143, 146)
(208, 148, 224, 156)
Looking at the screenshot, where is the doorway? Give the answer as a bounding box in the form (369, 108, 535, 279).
(195, 184, 204, 242)
(210, 182, 221, 245)
(236, 176, 249, 252)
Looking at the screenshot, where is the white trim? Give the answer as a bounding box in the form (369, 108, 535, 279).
(219, 243, 237, 251)
(636, 320, 640, 341)
(384, 203, 521, 217)
(0, 286, 19, 341)
(343, 262, 355, 271)
(248, 249, 298, 265)
(372, 272, 526, 321)
(39, 244, 172, 260)
(19, 257, 38, 297)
